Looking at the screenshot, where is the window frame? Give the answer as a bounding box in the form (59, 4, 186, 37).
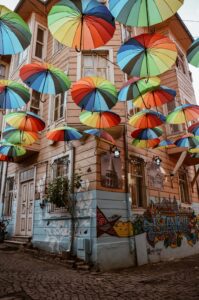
(3, 176, 15, 217)
(33, 22, 48, 61)
(178, 169, 191, 204)
(30, 90, 41, 115)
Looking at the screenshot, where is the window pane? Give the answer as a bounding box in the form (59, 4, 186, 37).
(37, 28, 44, 43)
(35, 43, 43, 59)
(0, 64, 6, 79)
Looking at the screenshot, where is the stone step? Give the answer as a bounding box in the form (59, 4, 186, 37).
(11, 235, 31, 243)
(4, 240, 27, 247)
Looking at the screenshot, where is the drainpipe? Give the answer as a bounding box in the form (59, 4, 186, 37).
(1, 162, 8, 220)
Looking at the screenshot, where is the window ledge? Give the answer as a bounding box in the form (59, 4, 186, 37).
(132, 207, 146, 215)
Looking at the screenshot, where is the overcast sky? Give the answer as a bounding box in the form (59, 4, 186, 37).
(1, 0, 199, 102)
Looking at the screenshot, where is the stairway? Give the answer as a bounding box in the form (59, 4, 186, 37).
(4, 235, 30, 248)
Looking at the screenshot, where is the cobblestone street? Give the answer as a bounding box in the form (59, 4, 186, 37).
(0, 248, 199, 300)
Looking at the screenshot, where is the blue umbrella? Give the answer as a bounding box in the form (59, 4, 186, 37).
(131, 127, 162, 140)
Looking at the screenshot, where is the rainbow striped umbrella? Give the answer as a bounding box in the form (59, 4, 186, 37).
(131, 127, 162, 140)
(166, 104, 199, 126)
(129, 110, 166, 129)
(156, 139, 175, 149)
(132, 138, 160, 148)
(48, 0, 115, 51)
(0, 5, 31, 55)
(46, 126, 82, 142)
(3, 127, 38, 146)
(0, 80, 30, 110)
(187, 38, 199, 68)
(188, 122, 199, 136)
(0, 142, 26, 157)
(118, 77, 160, 102)
(80, 111, 121, 129)
(109, 0, 184, 27)
(174, 133, 199, 148)
(117, 33, 177, 77)
(71, 77, 118, 112)
(4, 111, 45, 132)
(84, 129, 115, 144)
(20, 63, 71, 95)
(133, 86, 176, 109)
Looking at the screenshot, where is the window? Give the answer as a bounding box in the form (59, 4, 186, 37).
(167, 100, 181, 134)
(54, 93, 65, 121)
(130, 157, 146, 208)
(179, 170, 190, 203)
(121, 25, 132, 42)
(35, 26, 46, 59)
(30, 91, 40, 115)
(176, 52, 186, 75)
(4, 177, 14, 217)
(0, 64, 6, 79)
(53, 39, 64, 54)
(13, 48, 28, 70)
(52, 156, 70, 178)
(82, 51, 110, 79)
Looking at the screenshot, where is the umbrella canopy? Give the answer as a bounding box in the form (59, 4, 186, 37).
(129, 110, 166, 129)
(187, 38, 199, 68)
(0, 154, 13, 162)
(48, 0, 115, 51)
(132, 138, 160, 148)
(189, 146, 199, 154)
(133, 85, 176, 109)
(4, 111, 45, 132)
(80, 111, 121, 129)
(84, 129, 115, 144)
(174, 133, 199, 148)
(188, 122, 199, 136)
(46, 126, 82, 142)
(109, 0, 184, 27)
(156, 139, 175, 149)
(0, 143, 26, 157)
(117, 33, 177, 77)
(20, 63, 71, 95)
(131, 127, 162, 140)
(0, 80, 30, 110)
(0, 5, 31, 55)
(71, 77, 118, 112)
(118, 76, 160, 102)
(166, 104, 199, 125)
(3, 127, 38, 145)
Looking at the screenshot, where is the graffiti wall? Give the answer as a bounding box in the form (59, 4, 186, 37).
(97, 198, 199, 249)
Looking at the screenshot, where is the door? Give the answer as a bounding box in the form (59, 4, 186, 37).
(20, 181, 34, 236)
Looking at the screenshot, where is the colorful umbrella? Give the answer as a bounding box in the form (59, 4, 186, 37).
(4, 111, 45, 132)
(46, 126, 82, 142)
(166, 104, 199, 127)
(129, 110, 166, 129)
(71, 77, 118, 112)
(0, 154, 13, 162)
(118, 76, 160, 102)
(0, 5, 31, 55)
(131, 127, 162, 140)
(3, 127, 38, 145)
(109, 0, 184, 27)
(80, 111, 121, 129)
(132, 138, 160, 148)
(156, 139, 175, 149)
(189, 146, 199, 154)
(133, 86, 176, 109)
(174, 133, 199, 148)
(48, 0, 115, 51)
(0, 80, 30, 110)
(84, 129, 115, 144)
(187, 38, 199, 68)
(117, 33, 177, 77)
(188, 122, 199, 136)
(0, 143, 26, 157)
(20, 63, 71, 95)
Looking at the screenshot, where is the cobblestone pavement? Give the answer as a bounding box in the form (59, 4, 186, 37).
(0, 248, 199, 300)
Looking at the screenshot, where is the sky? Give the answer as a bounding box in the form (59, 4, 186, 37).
(1, 0, 199, 101)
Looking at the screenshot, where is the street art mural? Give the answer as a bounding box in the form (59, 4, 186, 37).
(97, 198, 199, 248)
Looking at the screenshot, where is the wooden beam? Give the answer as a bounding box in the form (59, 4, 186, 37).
(171, 151, 187, 176)
(167, 147, 188, 155)
(191, 168, 199, 188)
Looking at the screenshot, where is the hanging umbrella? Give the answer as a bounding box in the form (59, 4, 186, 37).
(132, 138, 160, 148)
(80, 111, 121, 129)
(129, 110, 166, 129)
(4, 111, 45, 132)
(156, 139, 175, 149)
(0, 80, 30, 110)
(174, 133, 199, 148)
(20, 63, 71, 95)
(133, 86, 176, 109)
(3, 127, 38, 146)
(48, 0, 115, 51)
(84, 129, 115, 144)
(117, 33, 177, 77)
(131, 127, 162, 140)
(0, 5, 31, 55)
(0, 154, 13, 162)
(71, 77, 118, 112)
(166, 104, 199, 127)
(187, 38, 199, 67)
(188, 122, 199, 136)
(109, 0, 184, 27)
(0, 143, 26, 157)
(118, 76, 160, 102)
(46, 126, 82, 142)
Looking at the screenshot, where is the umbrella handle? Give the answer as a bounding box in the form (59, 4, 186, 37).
(75, 46, 81, 53)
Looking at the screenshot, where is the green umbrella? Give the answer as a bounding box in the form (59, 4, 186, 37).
(0, 142, 26, 157)
(187, 38, 199, 68)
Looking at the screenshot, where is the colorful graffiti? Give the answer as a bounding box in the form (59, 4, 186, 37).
(97, 198, 199, 248)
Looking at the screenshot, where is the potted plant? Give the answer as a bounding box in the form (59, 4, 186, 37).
(0, 219, 9, 243)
